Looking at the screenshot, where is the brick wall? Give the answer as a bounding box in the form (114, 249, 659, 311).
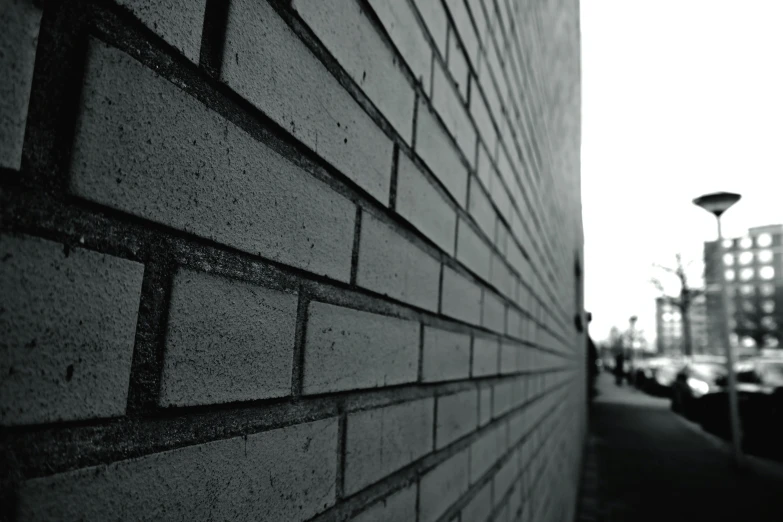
(0, 0, 583, 520)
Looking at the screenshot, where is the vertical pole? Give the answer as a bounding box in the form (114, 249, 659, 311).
(717, 217, 744, 467)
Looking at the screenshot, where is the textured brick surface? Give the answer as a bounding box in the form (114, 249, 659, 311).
(413, 0, 448, 56)
(159, 269, 298, 407)
(357, 213, 440, 311)
(17, 418, 338, 521)
(0, 234, 143, 426)
(492, 380, 514, 417)
(432, 60, 475, 158)
(351, 484, 417, 522)
(470, 424, 503, 482)
(457, 220, 491, 281)
(293, 0, 414, 143)
(419, 450, 470, 522)
(435, 389, 478, 448)
(479, 386, 493, 426)
(472, 336, 499, 377)
(395, 152, 457, 254)
(222, 0, 393, 202)
(462, 481, 492, 522)
(0, 0, 41, 170)
(302, 302, 419, 393)
(421, 327, 471, 382)
(441, 267, 482, 324)
(482, 289, 506, 333)
(114, 0, 206, 63)
(345, 398, 434, 494)
(72, 39, 356, 282)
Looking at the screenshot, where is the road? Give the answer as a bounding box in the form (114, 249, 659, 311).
(577, 373, 783, 521)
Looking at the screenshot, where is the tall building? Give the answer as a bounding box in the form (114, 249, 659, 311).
(704, 224, 783, 352)
(656, 294, 709, 354)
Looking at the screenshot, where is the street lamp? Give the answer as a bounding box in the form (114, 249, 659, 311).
(693, 191, 743, 468)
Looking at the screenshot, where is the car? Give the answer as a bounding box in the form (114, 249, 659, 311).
(670, 356, 728, 420)
(637, 356, 684, 395)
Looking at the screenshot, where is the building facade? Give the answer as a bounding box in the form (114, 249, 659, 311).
(655, 295, 709, 355)
(704, 224, 783, 352)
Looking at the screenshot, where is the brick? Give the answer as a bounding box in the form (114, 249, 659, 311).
(466, 0, 488, 46)
(508, 480, 523, 519)
(415, 100, 469, 206)
(159, 269, 297, 407)
(72, 40, 355, 282)
(476, 143, 492, 189)
(506, 307, 521, 339)
(472, 336, 499, 377)
(494, 452, 519, 503)
(490, 253, 513, 297)
(345, 398, 434, 494)
(499, 342, 517, 375)
(413, 0, 448, 56)
(293, 0, 414, 143)
(302, 302, 419, 393)
(479, 386, 492, 426)
(357, 213, 440, 311)
(469, 425, 501, 482)
(462, 481, 492, 522)
(482, 290, 505, 333)
(436, 389, 478, 449)
(468, 177, 495, 240)
(470, 87, 497, 152)
(492, 380, 513, 417)
(422, 327, 471, 382)
(446, 0, 480, 65)
(447, 30, 470, 100)
(351, 484, 417, 522)
(0, 0, 41, 170)
(495, 504, 510, 522)
(457, 220, 491, 281)
(222, 0, 393, 202)
(489, 171, 512, 222)
(367, 0, 431, 92)
(508, 409, 526, 444)
(0, 234, 143, 426)
(495, 219, 508, 256)
(432, 61, 475, 160)
(441, 266, 482, 325)
(114, 0, 206, 63)
(17, 418, 337, 521)
(419, 450, 470, 522)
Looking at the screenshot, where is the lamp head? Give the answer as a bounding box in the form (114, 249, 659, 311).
(692, 192, 741, 217)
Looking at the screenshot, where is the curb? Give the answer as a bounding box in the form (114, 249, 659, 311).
(673, 413, 783, 482)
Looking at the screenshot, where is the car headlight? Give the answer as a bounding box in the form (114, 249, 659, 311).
(687, 377, 710, 397)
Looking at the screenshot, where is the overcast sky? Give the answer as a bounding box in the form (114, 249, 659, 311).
(581, 1, 783, 342)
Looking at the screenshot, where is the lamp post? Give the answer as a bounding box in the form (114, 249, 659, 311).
(693, 191, 743, 468)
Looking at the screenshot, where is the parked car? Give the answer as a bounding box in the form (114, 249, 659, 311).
(670, 356, 728, 420)
(636, 356, 684, 395)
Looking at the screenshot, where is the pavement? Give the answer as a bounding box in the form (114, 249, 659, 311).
(576, 373, 783, 522)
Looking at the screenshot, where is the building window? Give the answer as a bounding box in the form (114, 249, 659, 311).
(739, 251, 753, 265)
(740, 268, 754, 281)
(761, 283, 775, 296)
(662, 312, 672, 322)
(758, 250, 773, 264)
(762, 316, 778, 330)
(762, 300, 775, 314)
(722, 239, 734, 249)
(760, 266, 775, 280)
(740, 284, 754, 296)
(757, 233, 773, 247)
(740, 237, 753, 249)
(723, 253, 734, 265)
(725, 269, 735, 281)
(743, 301, 755, 313)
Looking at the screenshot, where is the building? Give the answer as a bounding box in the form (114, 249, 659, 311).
(655, 294, 709, 354)
(704, 224, 783, 352)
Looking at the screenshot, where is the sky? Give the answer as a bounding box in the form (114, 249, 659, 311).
(581, 1, 783, 342)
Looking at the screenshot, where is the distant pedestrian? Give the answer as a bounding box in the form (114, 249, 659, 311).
(586, 312, 599, 399)
(614, 348, 625, 386)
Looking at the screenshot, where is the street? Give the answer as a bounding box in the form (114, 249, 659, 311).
(577, 373, 783, 521)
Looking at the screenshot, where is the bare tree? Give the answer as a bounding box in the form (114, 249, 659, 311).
(650, 253, 704, 357)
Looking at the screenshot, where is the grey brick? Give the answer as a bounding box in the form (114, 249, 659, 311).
(489, 170, 512, 222)
(415, 100, 469, 206)
(468, 178, 496, 240)
(492, 380, 513, 417)
(466, 0, 488, 47)
(476, 143, 492, 189)
(472, 336, 499, 377)
(469, 425, 501, 482)
(506, 307, 522, 339)
(17, 418, 338, 521)
(482, 289, 505, 333)
(114, 0, 206, 62)
(159, 269, 297, 407)
(0, 234, 143, 426)
(432, 60, 475, 160)
(396, 152, 457, 254)
(302, 302, 419, 394)
(222, 0, 393, 202)
(436, 389, 478, 449)
(479, 386, 492, 426)
(293, 0, 414, 143)
(490, 253, 513, 297)
(446, 0, 480, 65)
(470, 88, 497, 153)
(462, 481, 492, 522)
(367, 0, 431, 92)
(457, 220, 491, 281)
(441, 266, 482, 325)
(71, 39, 356, 282)
(351, 484, 417, 522)
(357, 213, 440, 311)
(0, 0, 41, 170)
(412, 0, 448, 56)
(419, 450, 470, 522)
(499, 342, 517, 375)
(447, 30, 470, 100)
(421, 327, 471, 382)
(494, 452, 519, 503)
(345, 398, 434, 495)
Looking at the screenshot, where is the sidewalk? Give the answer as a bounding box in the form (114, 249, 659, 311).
(576, 374, 783, 522)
